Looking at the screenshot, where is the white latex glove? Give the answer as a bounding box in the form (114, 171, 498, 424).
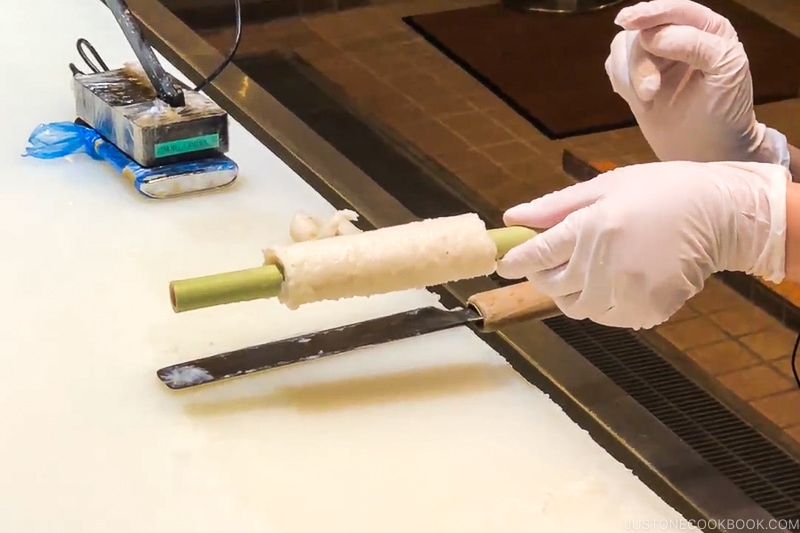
(496, 161, 789, 330)
(604, 0, 790, 167)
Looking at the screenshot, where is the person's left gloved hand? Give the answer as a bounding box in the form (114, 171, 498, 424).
(604, 0, 789, 167)
(496, 161, 789, 330)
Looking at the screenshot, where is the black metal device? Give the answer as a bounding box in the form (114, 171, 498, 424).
(103, 0, 185, 107)
(69, 0, 232, 168)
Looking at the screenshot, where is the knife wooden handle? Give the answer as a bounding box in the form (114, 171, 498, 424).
(467, 282, 560, 332)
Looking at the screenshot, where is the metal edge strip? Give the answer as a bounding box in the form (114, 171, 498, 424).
(124, 1, 786, 529)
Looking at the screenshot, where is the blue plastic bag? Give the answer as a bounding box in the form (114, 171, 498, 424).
(21, 120, 240, 199)
(23, 122, 103, 160)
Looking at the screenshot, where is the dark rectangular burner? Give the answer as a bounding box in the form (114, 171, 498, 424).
(405, 0, 800, 139)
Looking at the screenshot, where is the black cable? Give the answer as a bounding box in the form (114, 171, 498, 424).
(792, 331, 800, 390)
(69, 38, 109, 75)
(193, 0, 242, 93)
(69, 0, 243, 95)
(80, 38, 110, 72)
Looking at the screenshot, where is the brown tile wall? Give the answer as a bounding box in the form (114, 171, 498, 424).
(658, 280, 800, 433)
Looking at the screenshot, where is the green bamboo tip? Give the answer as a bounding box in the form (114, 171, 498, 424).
(487, 226, 536, 258)
(169, 226, 536, 313)
(169, 264, 284, 313)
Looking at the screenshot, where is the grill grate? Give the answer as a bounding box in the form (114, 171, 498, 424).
(544, 315, 800, 528)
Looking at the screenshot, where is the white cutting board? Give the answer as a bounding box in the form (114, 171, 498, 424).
(0, 1, 688, 531)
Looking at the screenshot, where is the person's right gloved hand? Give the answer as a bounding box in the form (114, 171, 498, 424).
(496, 160, 789, 330)
(604, 0, 789, 167)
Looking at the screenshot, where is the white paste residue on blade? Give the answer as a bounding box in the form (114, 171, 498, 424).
(162, 365, 214, 387)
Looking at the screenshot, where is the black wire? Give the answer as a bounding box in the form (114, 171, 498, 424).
(80, 38, 110, 73)
(69, 38, 109, 75)
(792, 331, 800, 390)
(194, 0, 242, 93)
(69, 0, 243, 95)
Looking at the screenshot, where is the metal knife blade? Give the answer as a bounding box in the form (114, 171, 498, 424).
(156, 306, 481, 390)
(156, 281, 560, 390)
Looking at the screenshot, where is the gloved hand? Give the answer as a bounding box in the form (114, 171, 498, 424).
(604, 0, 789, 167)
(496, 161, 789, 330)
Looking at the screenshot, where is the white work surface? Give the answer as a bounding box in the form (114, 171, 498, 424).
(0, 1, 689, 532)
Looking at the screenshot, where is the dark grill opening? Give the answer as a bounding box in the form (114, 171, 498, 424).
(544, 315, 800, 529)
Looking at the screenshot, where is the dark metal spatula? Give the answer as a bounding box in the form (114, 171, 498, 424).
(156, 282, 559, 390)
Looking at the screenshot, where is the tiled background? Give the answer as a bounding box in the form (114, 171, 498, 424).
(170, 0, 800, 453)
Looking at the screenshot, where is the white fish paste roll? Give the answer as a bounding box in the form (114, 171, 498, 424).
(264, 213, 497, 309)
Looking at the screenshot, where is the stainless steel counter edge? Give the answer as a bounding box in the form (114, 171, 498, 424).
(123, 1, 786, 529)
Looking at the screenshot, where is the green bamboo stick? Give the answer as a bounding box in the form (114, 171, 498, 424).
(169, 226, 536, 313)
(169, 265, 284, 313)
(487, 227, 536, 258)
